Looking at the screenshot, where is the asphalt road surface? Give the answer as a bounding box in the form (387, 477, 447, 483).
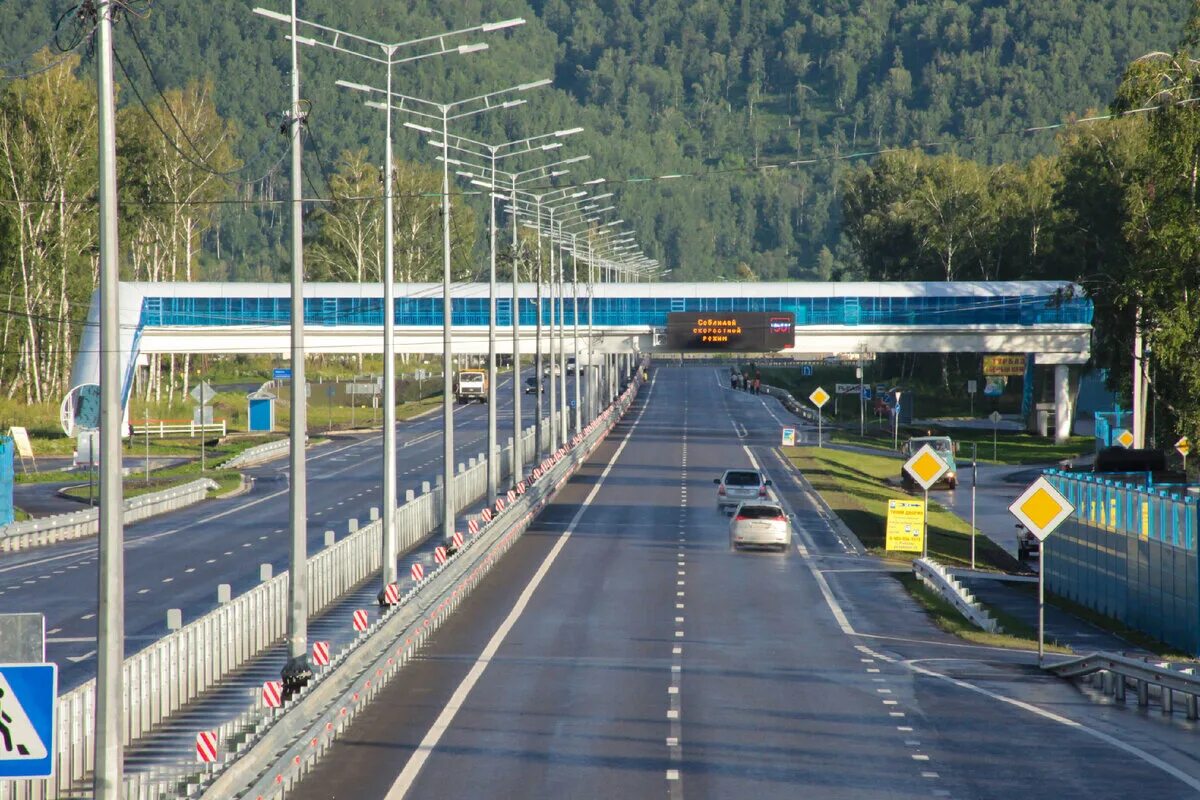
(0, 370, 585, 691)
(287, 364, 1200, 800)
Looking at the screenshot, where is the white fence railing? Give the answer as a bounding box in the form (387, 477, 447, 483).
(0, 479, 219, 553)
(0, 410, 555, 800)
(129, 421, 228, 438)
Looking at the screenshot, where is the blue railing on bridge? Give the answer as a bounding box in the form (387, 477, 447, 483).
(139, 293, 1093, 329)
(1044, 469, 1200, 654)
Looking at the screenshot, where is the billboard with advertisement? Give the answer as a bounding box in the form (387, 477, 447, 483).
(982, 355, 1026, 376)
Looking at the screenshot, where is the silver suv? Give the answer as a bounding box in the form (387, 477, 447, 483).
(714, 469, 771, 512)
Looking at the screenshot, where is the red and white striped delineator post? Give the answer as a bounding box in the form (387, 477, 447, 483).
(481, 508, 493, 522)
(262, 680, 283, 708)
(196, 730, 219, 763)
(496, 498, 506, 512)
(352, 609, 369, 632)
(383, 582, 400, 605)
(410, 562, 425, 582)
(434, 546, 448, 565)
(312, 641, 331, 666)
(507, 489, 517, 503)
(452, 531, 464, 548)
(517, 481, 526, 494)
(467, 519, 479, 536)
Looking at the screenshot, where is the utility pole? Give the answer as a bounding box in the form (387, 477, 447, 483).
(93, 1, 125, 795)
(282, 0, 311, 695)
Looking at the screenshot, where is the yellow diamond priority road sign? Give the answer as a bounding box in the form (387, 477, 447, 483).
(1176, 436, 1191, 457)
(1009, 476, 1074, 542)
(1114, 428, 1134, 449)
(903, 444, 950, 491)
(808, 386, 830, 409)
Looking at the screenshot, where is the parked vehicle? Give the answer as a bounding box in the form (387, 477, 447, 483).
(1016, 523, 1040, 560)
(714, 469, 772, 511)
(729, 501, 792, 551)
(899, 435, 959, 490)
(454, 370, 487, 404)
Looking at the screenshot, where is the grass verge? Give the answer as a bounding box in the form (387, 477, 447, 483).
(783, 445, 1021, 572)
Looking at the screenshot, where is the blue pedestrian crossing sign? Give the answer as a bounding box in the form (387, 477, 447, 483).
(0, 663, 56, 778)
(801, 365, 813, 377)
(862, 387, 873, 400)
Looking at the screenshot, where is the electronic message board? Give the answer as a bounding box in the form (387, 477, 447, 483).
(666, 311, 795, 352)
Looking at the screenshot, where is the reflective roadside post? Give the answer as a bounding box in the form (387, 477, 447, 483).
(970, 442, 978, 571)
(893, 390, 902, 450)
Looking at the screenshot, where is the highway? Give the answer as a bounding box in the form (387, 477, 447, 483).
(0, 370, 579, 691)
(286, 365, 1200, 800)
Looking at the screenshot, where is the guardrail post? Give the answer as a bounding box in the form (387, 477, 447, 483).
(405, 490, 414, 503)
(260, 564, 273, 582)
(369, 507, 379, 522)
(1113, 675, 1126, 702)
(218, 584, 231, 604)
(469, 457, 476, 469)
(1137, 679, 1149, 706)
(324, 530, 335, 547)
(1163, 687, 1175, 715)
(166, 609, 182, 631)
(348, 518, 359, 534)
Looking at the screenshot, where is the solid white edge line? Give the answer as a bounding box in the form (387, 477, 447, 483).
(383, 372, 656, 800)
(744, 442, 1200, 792)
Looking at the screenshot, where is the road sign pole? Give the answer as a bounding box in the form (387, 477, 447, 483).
(1038, 542, 1046, 666)
(993, 421, 998, 462)
(923, 486, 929, 559)
(818, 410, 822, 448)
(970, 442, 977, 571)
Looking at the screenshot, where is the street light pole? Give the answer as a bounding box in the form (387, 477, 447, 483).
(486, 149, 498, 505)
(93, 1, 123, 795)
(378, 52, 398, 596)
(570, 236, 581, 434)
(440, 105, 455, 541)
(510, 173, 522, 485)
(547, 205, 559, 451)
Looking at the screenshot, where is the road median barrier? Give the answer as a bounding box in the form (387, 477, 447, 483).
(194, 376, 642, 800)
(0, 477, 219, 553)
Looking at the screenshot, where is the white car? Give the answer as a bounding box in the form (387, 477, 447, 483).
(729, 501, 792, 551)
(714, 469, 771, 511)
(543, 362, 561, 377)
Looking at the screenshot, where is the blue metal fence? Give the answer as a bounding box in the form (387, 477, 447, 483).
(1044, 469, 1200, 653)
(0, 436, 13, 526)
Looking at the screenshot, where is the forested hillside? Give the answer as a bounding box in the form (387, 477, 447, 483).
(1, 0, 1189, 283)
(0, 0, 1192, 402)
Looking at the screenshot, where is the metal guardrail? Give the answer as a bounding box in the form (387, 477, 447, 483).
(760, 384, 823, 425)
(0, 385, 594, 800)
(220, 439, 289, 469)
(913, 557, 1000, 633)
(0, 478, 219, 553)
(1048, 651, 1200, 720)
(201, 385, 637, 800)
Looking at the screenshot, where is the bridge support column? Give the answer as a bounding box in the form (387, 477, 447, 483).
(1054, 364, 1071, 445)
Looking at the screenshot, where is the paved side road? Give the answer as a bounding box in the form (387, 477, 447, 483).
(284, 365, 1200, 800)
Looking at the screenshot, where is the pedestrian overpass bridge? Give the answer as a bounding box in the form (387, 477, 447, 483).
(71, 279, 1092, 434)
